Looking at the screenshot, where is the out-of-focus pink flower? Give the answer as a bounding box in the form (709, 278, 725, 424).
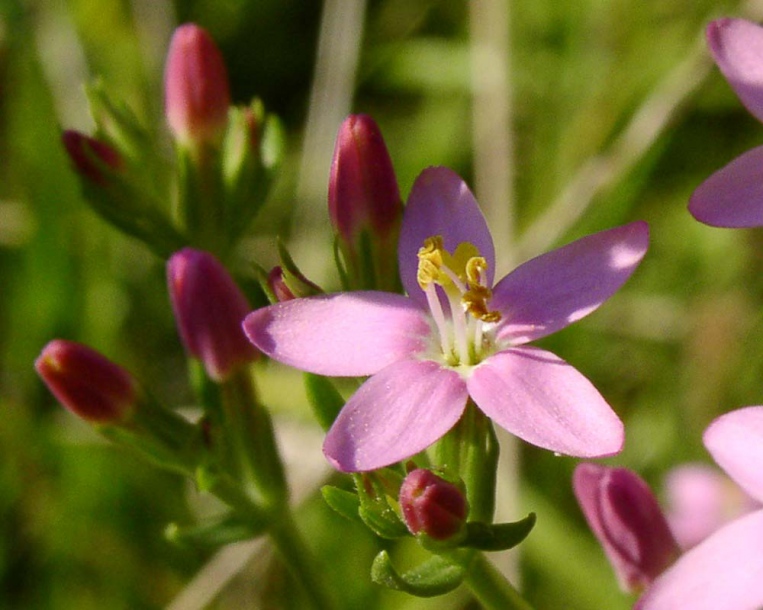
(637, 407, 763, 610)
(61, 130, 123, 186)
(244, 166, 649, 472)
(164, 23, 230, 148)
(573, 464, 680, 592)
(168, 248, 257, 381)
(664, 463, 759, 550)
(399, 468, 468, 541)
(35, 340, 137, 424)
(690, 19, 763, 227)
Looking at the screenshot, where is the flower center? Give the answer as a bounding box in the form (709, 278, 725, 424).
(416, 236, 501, 367)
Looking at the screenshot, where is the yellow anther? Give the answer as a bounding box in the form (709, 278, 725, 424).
(417, 259, 440, 289)
(465, 257, 488, 285)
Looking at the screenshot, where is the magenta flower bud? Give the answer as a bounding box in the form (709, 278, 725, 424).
(328, 115, 402, 286)
(167, 248, 257, 381)
(61, 130, 123, 186)
(35, 340, 137, 424)
(164, 23, 230, 148)
(267, 266, 296, 302)
(573, 463, 681, 592)
(399, 468, 468, 541)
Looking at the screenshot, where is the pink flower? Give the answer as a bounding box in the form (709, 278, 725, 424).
(689, 18, 763, 227)
(664, 463, 759, 550)
(637, 407, 763, 610)
(573, 464, 680, 592)
(244, 167, 649, 472)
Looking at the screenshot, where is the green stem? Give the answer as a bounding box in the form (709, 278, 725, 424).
(269, 511, 338, 610)
(466, 553, 535, 610)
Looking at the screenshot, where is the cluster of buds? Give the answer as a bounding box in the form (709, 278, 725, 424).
(61, 23, 282, 258)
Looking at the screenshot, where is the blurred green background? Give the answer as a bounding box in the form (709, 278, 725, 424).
(2, 0, 763, 608)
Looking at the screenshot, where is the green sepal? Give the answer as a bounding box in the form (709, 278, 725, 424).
(321, 485, 363, 523)
(304, 373, 344, 431)
(276, 240, 324, 296)
(460, 513, 537, 551)
(355, 471, 408, 539)
(78, 163, 186, 258)
(223, 103, 284, 244)
(165, 511, 269, 548)
(85, 79, 156, 166)
(371, 549, 468, 597)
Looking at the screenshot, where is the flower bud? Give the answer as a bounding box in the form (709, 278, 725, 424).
(328, 114, 402, 289)
(164, 23, 230, 148)
(573, 463, 680, 592)
(61, 130, 123, 187)
(167, 248, 257, 381)
(35, 340, 137, 424)
(399, 469, 468, 541)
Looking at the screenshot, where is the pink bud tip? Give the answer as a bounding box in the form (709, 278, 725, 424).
(164, 23, 230, 147)
(167, 248, 257, 381)
(399, 469, 468, 541)
(328, 114, 402, 246)
(573, 464, 681, 592)
(267, 267, 296, 302)
(61, 130, 122, 186)
(35, 340, 137, 424)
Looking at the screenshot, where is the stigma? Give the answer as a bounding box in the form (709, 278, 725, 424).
(416, 236, 501, 367)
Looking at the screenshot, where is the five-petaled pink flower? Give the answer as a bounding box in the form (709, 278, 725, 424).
(690, 18, 763, 227)
(637, 406, 763, 610)
(243, 166, 649, 472)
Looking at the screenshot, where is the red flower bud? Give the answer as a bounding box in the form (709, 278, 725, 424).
(167, 248, 257, 381)
(61, 130, 122, 186)
(164, 23, 230, 148)
(399, 469, 468, 541)
(328, 115, 402, 286)
(35, 340, 137, 424)
(574, 463, 681, 592)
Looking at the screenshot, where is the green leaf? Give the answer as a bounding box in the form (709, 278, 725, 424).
(303, 373, 344, 431)
(461, 513, 537, 552)
(165, 511, 268, 547)
(356, 472, 409, 539)
(371, 550, 467, 597)
(321, 485, 362, 523)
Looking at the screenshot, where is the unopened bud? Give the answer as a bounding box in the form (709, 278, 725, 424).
(399, 469, 468, 541)
(167, 248, 257, 381)
(62, 130, 122, 187)
(35, 340, 137, 424)
(329, 114, 402, 289)
(573, 463, 680, 592)
(164, 23, 230, 148)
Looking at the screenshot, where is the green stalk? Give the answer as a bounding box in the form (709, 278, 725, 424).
(466, 553, 535, 610)
(268, 510, 338, 610)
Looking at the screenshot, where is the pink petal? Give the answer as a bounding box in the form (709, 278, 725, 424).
(664, 464, 736, 550)
(707, 18, 763, 124)
(636, 510, 763, 610)
(398, 167, 495, 307)
(243, 292, 429, 376)
(323, 359, 468, 472)
(689, 145, 763, 228)
(492, 222, 649, 344)
(466, 347, 623, 457)
(704, 406, 763, 504)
